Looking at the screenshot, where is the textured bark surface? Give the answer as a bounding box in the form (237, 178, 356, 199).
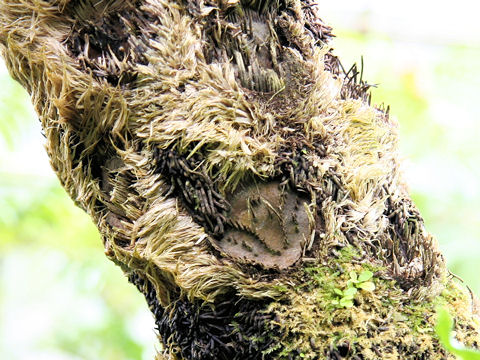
(0, 0, 479, 359)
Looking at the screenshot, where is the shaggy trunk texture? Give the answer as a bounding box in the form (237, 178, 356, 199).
(1, 0, 478, 359)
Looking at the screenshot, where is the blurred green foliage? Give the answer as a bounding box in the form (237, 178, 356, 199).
(333, 28, 480, 297)
(436, 307, 480, 359)
(0, 73, 31, 149)
(1, 12, 479, 360)
(0, 74, 156, 359)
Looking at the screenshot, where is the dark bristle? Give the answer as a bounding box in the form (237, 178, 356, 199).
(339, 59, 375, 102)
(128, 272, 280, 360)
(154, 145, 230, 237)
(65, 1, 156, 86)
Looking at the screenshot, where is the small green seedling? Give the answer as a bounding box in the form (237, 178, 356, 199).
(331, 270, 375, 308)
(435, 307, 480, 360)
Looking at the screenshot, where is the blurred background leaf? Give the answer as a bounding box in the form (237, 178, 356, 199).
(0, 62, 157, 360)
(1, 1, 479, 359)
(0, 73, 32, 149)
(436, 307, 480, 359)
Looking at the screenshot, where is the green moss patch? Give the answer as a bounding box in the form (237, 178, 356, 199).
(264, 246, 479, 359)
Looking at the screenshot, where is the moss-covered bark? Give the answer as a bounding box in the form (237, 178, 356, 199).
(0, 0, 478, 358)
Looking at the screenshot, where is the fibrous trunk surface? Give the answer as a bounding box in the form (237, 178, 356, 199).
(0, 0, 478, 359)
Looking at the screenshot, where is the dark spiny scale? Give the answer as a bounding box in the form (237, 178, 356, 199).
(381, 185, 432, 288)
(156, 142, 310, 265)
(274, 142, 318, 193)
(274, 141, 346, 256)
(128, 272, 280, 360)
(301, 0, 334, 44)
(376, 103, 391, 120)
(339, 58, 374, 102)
(65, 1, 157, 86)
(241, 0, 280, 14)
(197, 0, 334, 94)
(321, 52, 376, 105)
(273, 141, 382, 258)
(154, 145, 230, 237)
(208, 5, 285, 93)
(154, 126, 373, 269)
(324, 53, 342, 77)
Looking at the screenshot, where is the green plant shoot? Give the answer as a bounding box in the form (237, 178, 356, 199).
(332, 270, 376, 308)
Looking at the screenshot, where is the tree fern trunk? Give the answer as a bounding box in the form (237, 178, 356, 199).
(0, 0, 478, 358)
